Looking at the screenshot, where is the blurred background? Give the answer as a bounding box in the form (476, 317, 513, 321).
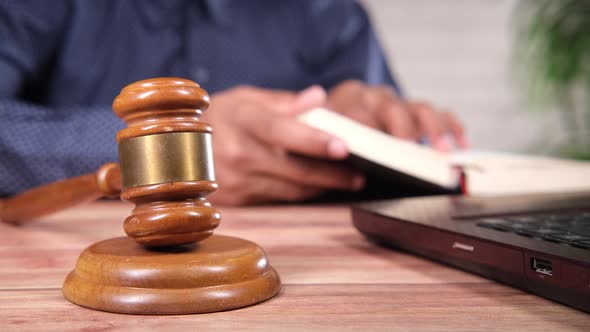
(362, 0, 590, 158)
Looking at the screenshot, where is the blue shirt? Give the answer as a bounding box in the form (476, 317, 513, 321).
(0, 0, 399, 196)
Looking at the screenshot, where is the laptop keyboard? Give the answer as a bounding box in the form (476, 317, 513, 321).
(476, 212, 590, 250)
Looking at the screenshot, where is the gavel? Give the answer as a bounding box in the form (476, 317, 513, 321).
(1, 78, 219, 247)
(1, 78, 280, 314)
(0, 163, 121, 225)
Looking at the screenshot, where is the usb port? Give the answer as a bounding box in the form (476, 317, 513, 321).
(531, 258, 553, 276)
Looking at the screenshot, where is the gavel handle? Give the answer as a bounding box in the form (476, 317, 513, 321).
(0, 163, 121, 225)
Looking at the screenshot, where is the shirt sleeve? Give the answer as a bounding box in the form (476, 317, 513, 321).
(0, 1, 122, 196)
(298, 0, 402, 94)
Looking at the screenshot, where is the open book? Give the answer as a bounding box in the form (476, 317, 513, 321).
(298, 108, 590, 197)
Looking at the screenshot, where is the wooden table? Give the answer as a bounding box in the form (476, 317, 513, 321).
(1, 202, 589, 331)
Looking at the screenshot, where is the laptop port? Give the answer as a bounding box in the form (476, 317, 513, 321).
(531, 257, 553, 276)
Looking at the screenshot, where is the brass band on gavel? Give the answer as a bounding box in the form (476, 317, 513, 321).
(118, 132, 215, 190)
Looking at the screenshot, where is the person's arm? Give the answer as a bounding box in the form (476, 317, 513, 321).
(0, 102, 121, 197)
(0, 1, 121, 196)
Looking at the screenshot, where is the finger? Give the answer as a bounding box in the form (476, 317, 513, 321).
(410, 102, 448, 151)
(288, 85, 327, 114)
(244, 85, 327, 114)
(247, 175, 326, 203)
(362, 85, 396, 108)
(235, 105, 349, 160)
(370, 89, 419, 140)
(327, 80, 366, 116)
(214, 175, 324, 205)
(440, 111, 470, 149)
(237, 86, 298, 113)
(326, 80, 375, 126)
(260, 152, 365, 191)
(379, 102, 419, 140)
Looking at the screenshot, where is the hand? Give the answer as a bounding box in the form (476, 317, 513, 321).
(202, 86, 365, 205)
(326, 80, 469, 151)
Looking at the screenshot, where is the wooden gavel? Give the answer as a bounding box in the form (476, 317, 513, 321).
(0, 77, 220, 247)
(2, 77, 280, 315)
(0, 163, 122, 225)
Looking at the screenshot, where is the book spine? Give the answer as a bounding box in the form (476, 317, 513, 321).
(457, 167, 468, 195)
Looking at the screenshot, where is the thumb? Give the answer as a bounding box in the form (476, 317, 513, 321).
(289, 85, 327, 114)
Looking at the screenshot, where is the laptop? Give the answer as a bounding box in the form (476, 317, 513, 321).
(352, 192, 590, 313)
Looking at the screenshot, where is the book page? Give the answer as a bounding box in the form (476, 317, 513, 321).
(298, 108, 458, 189)
(452, 150, 590, 196)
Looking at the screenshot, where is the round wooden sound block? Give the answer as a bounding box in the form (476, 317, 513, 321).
(62, 235, 281, 315)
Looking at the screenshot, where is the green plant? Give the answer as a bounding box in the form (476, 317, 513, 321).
(514, 0, 590, 159)
(516, 0, 590, 102)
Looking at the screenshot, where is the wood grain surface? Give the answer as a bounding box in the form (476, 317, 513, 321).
(1, 202, 589, 331)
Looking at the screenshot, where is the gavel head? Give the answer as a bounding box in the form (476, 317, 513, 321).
(112, 78, 221, 247)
